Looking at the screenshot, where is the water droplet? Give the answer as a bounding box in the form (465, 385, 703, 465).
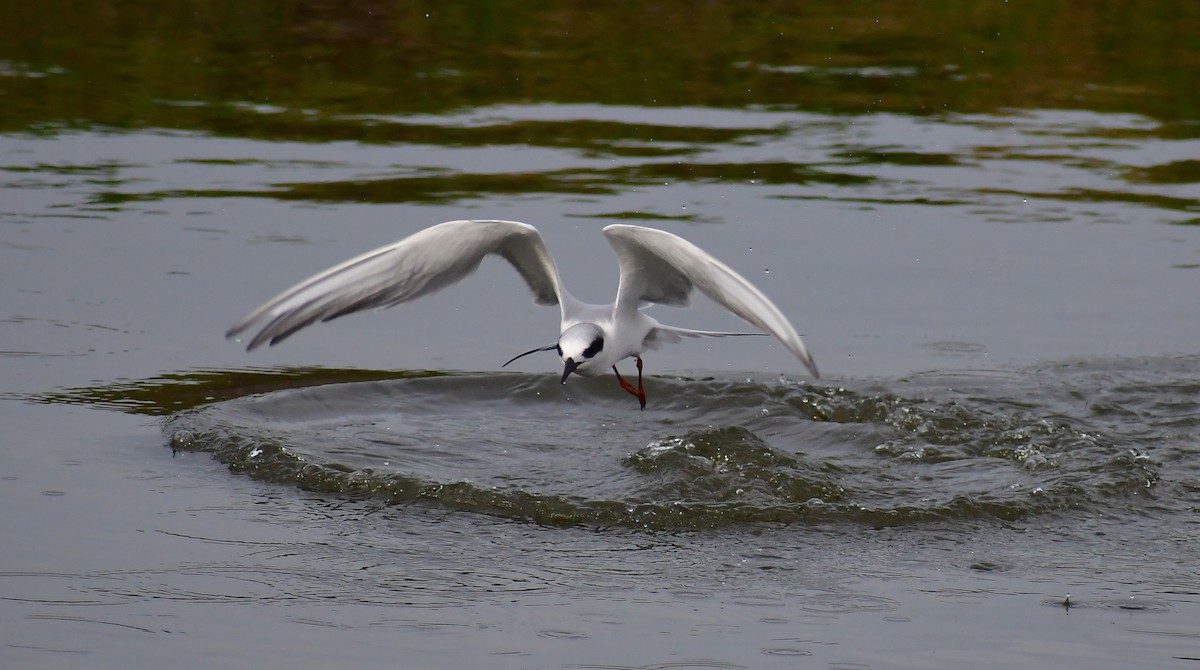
(170, 430, 195, 450)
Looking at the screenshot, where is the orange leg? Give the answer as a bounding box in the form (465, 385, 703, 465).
(612, 356, 647, 410)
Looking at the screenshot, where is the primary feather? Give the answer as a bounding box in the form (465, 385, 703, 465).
(226, 220, 565, 350)
(604, 224, 818, 377)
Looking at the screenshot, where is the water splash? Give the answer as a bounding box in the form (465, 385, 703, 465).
(157, 357, 1195, 529)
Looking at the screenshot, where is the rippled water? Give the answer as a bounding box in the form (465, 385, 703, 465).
(154, 356, 1193, 535)
(5, 3, 1200, 667)
(27, 354, 1193, 667)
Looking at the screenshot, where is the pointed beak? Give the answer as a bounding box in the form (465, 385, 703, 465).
(502, 343, 558, 368)
(561, 358, 580, 384)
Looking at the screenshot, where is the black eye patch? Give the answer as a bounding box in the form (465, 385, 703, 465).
(582, 337, 604, 359)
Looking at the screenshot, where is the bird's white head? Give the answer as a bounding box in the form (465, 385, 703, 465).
(557, 322, 605, 383)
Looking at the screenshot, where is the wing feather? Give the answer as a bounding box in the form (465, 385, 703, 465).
(604, 224, 819, 378)
(227, 220, 564, 350)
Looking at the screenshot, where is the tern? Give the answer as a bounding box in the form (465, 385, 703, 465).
(226, 220, 819, 409)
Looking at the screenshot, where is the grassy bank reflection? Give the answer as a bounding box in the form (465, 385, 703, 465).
(2, 1, 1197, 135)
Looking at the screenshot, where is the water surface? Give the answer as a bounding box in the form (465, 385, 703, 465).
(3, 2, 1199, 668)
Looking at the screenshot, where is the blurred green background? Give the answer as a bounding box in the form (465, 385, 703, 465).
(3, 0, 1197, 134)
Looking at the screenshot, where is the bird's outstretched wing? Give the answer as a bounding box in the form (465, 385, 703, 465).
(227, 219, 565, 350)
(604, 224, 819, 378)
(642, 325, 767, 351)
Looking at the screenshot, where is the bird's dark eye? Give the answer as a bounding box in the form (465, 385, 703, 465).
(582, 337, 604, 359)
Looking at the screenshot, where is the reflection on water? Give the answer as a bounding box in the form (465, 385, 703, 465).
(5, 107, 1195, 225)
(4, 3, 1200, 667)
(2, 1, 1199, 125)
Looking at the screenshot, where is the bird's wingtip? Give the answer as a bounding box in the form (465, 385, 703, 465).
(792, 343, 820, 380)
(804, 353, 820, 380)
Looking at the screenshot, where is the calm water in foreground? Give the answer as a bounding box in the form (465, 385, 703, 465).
(3, 3, 1200, 668)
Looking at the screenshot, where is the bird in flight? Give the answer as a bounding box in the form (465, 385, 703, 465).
(227, 220, 818, 409)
